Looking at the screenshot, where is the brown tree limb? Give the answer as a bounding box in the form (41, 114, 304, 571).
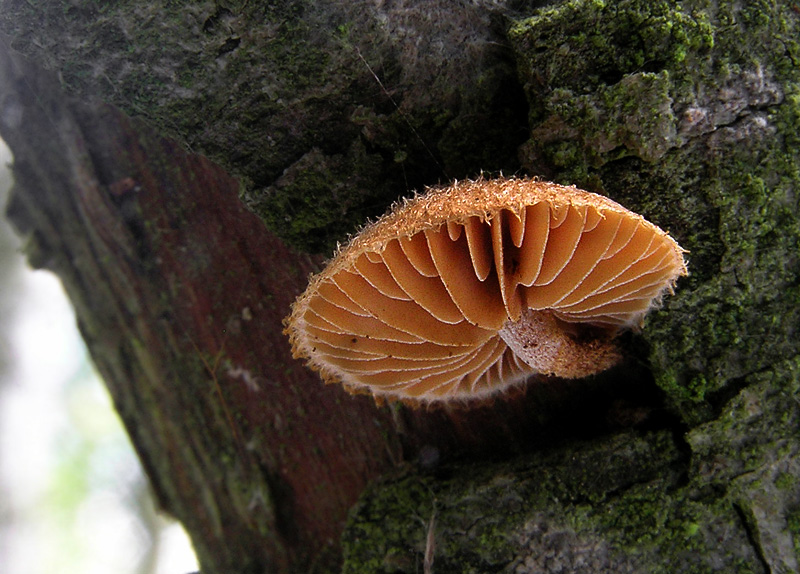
(0, 47, 403, 572)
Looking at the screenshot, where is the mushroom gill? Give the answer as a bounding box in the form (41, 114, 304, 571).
(285, 177, 687, 403)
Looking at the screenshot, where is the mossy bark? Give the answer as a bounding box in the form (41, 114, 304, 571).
(1, 0, 798, 572)
(343, 358, 800, 573)
(0, 0, 528, 253)
(507, 0, 800, 423)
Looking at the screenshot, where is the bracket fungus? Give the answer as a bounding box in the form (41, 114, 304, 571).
(285, 177, 687, 403)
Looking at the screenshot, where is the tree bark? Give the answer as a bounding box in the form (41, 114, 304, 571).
(1, 1, 799, 573)
(0, 47, 398, 572)
(0, 39, 657, 574)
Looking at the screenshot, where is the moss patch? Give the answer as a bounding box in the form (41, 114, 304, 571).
(344, 378, 799, 570)
(509, 0, 800, 424)
(342, 430, 765, 573)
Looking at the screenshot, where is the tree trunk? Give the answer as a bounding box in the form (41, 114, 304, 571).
(1, 1, 798, 572)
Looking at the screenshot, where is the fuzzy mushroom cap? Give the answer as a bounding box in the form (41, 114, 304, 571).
(285, 177, 687, 403)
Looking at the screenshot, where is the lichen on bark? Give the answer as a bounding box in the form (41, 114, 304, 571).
(341, 355, 800, 572)
(509, 0, 800, 424)
(341, 430, 767, 573)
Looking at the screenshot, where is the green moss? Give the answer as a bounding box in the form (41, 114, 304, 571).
(686, 355, 800, 487)
(342, 472, 523, 574)
(342, 471, 437, 574)
(342, 430, 769, 572)
(509, 0, 800, 424)
(775, 472, 798, 491)
(788, 509, 800, 558)
(598, 482, 703, 550)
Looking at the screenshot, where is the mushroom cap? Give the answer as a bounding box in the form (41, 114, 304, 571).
(285, 177, 687, 403)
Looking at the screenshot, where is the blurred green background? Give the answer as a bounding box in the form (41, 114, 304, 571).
(0, 138, 198, 574)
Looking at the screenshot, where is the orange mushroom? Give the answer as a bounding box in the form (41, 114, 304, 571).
(285, 177, 687, 403)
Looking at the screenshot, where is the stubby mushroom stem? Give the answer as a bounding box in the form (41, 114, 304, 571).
(498, 309, 620, 379)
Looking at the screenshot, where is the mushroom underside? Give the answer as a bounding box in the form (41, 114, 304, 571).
(287, 179, 687, 402)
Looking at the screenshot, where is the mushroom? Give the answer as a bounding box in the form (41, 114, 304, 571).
(285, 177, 687, 403)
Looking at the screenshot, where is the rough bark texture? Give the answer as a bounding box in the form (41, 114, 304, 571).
(1, 0, 799, 573)
(0, 41, 666, 574)
(0, 0, 530, 253)
(0, 48, 401, 572)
